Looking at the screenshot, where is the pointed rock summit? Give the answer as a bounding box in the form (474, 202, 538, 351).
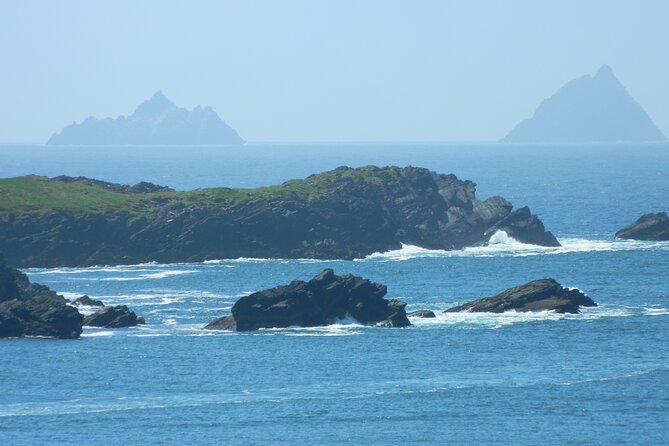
(47, 91, 244, 145)
(502, 65, 666, 142)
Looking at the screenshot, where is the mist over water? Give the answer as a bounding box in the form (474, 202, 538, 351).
(1, 143, 668, 444)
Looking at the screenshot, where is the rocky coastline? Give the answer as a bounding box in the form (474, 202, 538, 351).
(0, 257, 146, 338)
(0, 166, 559, 268)
(0, 259, 83, 338)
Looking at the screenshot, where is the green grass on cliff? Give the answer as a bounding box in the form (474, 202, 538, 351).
(0, 167, 407, 217)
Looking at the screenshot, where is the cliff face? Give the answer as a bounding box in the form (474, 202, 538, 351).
(502, 65, 666, 143)
(47, 91, 244, 145)
(0, 166, 559, 267)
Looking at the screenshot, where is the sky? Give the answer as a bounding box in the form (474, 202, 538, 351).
(0, 0, 667, 143)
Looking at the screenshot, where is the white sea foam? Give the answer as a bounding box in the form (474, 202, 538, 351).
(252, 314, 365, 337)
(644, 307, 669, 316)
(24, 232, 667, 272)
(58, 291, 85, 299)
(132, 333, 170, 337)
(81, 330, 115, 337)
(407, 304, 668, 329)
(99, 270, 198, 281)
(358, 231, 669, 261)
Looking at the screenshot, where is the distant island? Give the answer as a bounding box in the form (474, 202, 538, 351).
(47, 91, 244, 145)
(502, 65, 666, 143)
(0, 166, 558, 267)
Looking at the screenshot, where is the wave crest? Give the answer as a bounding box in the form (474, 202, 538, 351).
(359, 231, 669, 261)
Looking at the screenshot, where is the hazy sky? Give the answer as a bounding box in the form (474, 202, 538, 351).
(1, 0, 667, 142)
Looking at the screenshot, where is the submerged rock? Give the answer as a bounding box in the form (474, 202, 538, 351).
(0, 260, 83, 339)
(445, 279, 597, 314)
(615, 212, 669, 241)
(72, 295, 104, 307)
(84, 305, 145, 328)
(205, 269, 411, 331)
(407, 310, 436, 318)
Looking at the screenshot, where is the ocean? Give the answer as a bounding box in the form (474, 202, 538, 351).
(1, 142, 668, 444)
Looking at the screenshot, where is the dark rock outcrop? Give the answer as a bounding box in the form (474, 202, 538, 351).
(502, 64, 666, 142)
(84, 305, 145, 328)
(615, 212, 669, 241)
(407, 310, 436, 318)
(483, 207, 560, 247)
(0, 166, 559, 267)
(445, 279, 597, 314)
(0, 261, 83, 339)
(72, 295, 104, 307)
(205, 269, 410, 331)
(47, 90, 244, 145)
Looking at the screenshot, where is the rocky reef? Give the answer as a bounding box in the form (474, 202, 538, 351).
(84, 305, 145, 328)
(445, 279, 597, 314)
(0, 258, 83, 339)
(205, 269, 410, 331)
(615, 212, 669, 241)
(0, 166, 559, 267)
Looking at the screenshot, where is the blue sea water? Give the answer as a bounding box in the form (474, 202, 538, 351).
(0, 142, 668, 445)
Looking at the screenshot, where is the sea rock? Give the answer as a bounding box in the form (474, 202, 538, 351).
(84, 305, 145, 328)
(205, 269, 411, 331)
(615, 212, 669, 241)
(0, 166, 560, 267)
(72, 295, 104, 307)
(483, 207, 560, 247)
(407, 310, 436, 318)
(444, 279, 597, 314)
(0, 260, 83, 339)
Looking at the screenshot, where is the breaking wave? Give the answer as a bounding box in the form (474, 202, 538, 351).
(407, 304, 669, 329)
(359, 231, 669, 261)
(99, 270, 198, 281)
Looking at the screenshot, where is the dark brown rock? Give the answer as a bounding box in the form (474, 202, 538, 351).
(483, 206, 560, 247)
(205, 269, 410, 331)
(615, 212, 669, 241)
(445, 279, 597, 314)
(84, 305, 145, 328)
(0, 261, 83, 339)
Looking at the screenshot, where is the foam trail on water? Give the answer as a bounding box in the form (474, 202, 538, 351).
(81, 330, 115, 337)
(254, 314, 365, 337)
(408, 304, 669, 329)
(359, 231, 669, 261)
(99, 270, 198, 281)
